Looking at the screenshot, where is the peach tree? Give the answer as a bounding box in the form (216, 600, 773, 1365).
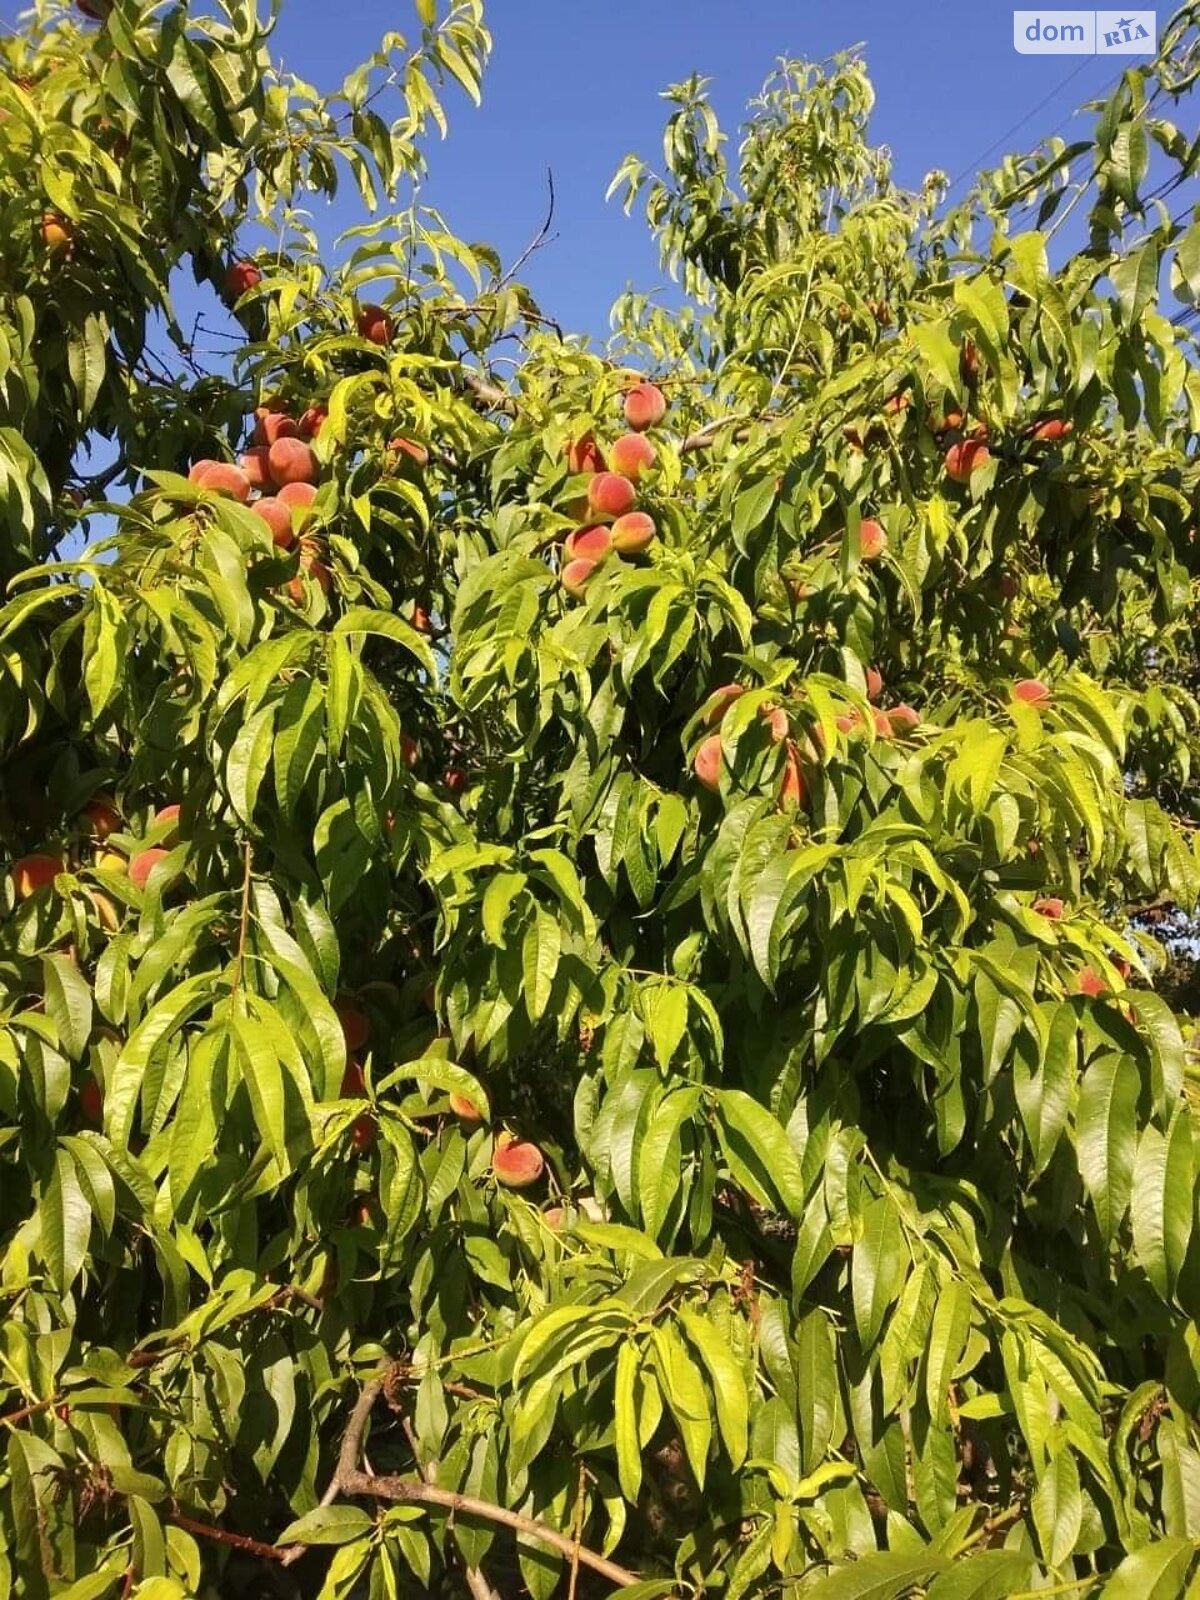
(2, 1, 1200, 1596)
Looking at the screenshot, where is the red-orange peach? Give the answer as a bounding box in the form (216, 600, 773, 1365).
(1076, 967, 1107, 998)
(298, 406, 328, 439)
(389, 437, 429, 468)
(224, 261, 261, 299)
(779, 743, 806, 809)
(340, 1058, 367, 1097)
(197, 462, 252, 502)
(565, 433, 605, 474)
(610, 511, 656, 554)
(449, 1091, 484, 1122)
(888, 704, 921, 733)
(254, 498, 295, 548)
(400, 734, 420, 769)
(268, 437, 318, 487)
(945, 439, 991, 483)
(252, 410, 298, 448)
(82, 794, 120, 838)
(587, 472, 637, 519)
(1031, 418, 1072, 443)
(351, 1114, 377, 1153)
(694, 734, 723, 792)
(357, 303, 393, 344)
(336, 1003, 370, 1054)
(41, 212, 74, 261)
(623, 381, 667, 431)
(865, 668, 883, 702)
(609, 432, 657, 481)
(859, 520, 887, 559)
(493, 1132, 545, 1188)
(1033, 897, 1065, 920)
(705, 685, 745, 726)
(239, 447, 272, 490)
(11, 854, 62, 898)
(187, 459, 219, 484)
(1013, 678, 1051, 706)
(79, 1076, 104, 1124)
(563, 526, 612, 564)
(129, 848, 172, 892)
(561, 557, 598, 598)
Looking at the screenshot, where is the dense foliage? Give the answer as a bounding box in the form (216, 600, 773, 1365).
(2, 1, 1200, 1596)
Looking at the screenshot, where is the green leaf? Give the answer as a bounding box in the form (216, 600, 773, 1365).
(1032, 1446, 1082, 1568)
(925, 1279, 972, 1427)
(714, 1090, 806, 1218)
(521, 908, 560, 1023)
(1077, 1055, 1140, 1243)
(1131, 1111, 1194, 1302)
(813, 1552, 946, 1600)
(1098, 1538, 1196, 1598)
(335, 604, 438, 679)
(41, 953, 93, 1060)
(276, 1505, 375, 1545)
(614, 1340, 644, 1503)
(925, 1551, 1038, 1600)
(40, 1146, 92, 1294)
(852, 1196, 909, 1351)
(677, 1307, 749, 1468)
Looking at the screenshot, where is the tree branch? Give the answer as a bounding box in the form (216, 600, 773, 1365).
(166, 1511, 292, 1564)
(279, 1375, 643, 1588)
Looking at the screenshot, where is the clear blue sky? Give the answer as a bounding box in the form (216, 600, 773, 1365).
(3, 1, 1134, 387)
(252, 0, 1125, 339)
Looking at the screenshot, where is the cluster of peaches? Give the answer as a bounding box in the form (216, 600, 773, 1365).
(334, 1002, 546, 1188)
(8, 793, 182, 924)
(187, 392, 330, 599)
(558, 380, 667, 598)
(692, 672, 924, 810)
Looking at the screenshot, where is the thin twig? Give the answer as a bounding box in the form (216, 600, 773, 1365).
(166, 1512, 292, 1564)
(495, 167, 558, 290)
(0, 1394, 60, 1429)
(567, 1460, 588, 1600)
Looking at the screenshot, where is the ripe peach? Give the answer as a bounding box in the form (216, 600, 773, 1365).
(836, 712, 862, 735)
(76, 0, 113, 17)
(1033, 897, 1065, 920)
(873, 710, 893, 738)
(297, 550, 332, 593)
(351, 1113, 377, 1153)
(41, 212, 74, 261)
(278, 481, 317, 514)
(859, 520, 887, 560)
(224, 261, 261, 300)
(623, 382, 667, 431)
(609, 432, 656, 481)
(129, 848, 172, 892)
(959, 339, 980, 386)
(336, 1003, 370, 1054)
(11, 854, 62, 898)
(561, 557, 598, 598)
(492, 1131, 545, 1188)
(357, 304, 392, 344)
(865, 668, 883, 702)
(155, 804, 181, 837)
(350, 1195, 375, 1228)
(340, 1058, 367, 1097)
(389, 437, 428, 468)
(565, 433, 605, 474)
(587, 472, 637, 520)
(1076, 967, 1107, 998)
(999, 571, 1020, 600)
(762, 706, 788, 744)
(254, 497, 295, 548)
(252, 410, 298, 448)
(298, 406, 327, 439)
(449, 1091, 484, 1121)
(444, 768, 468, 794)
(268, 438, 318, 488)
(563, 525, 612, 565)
(1031, 418, 1072, 443)
(694, 734, 723, 792)
(197, 463, 252, 502)
(82, 794, 120, 838)
(400, 733, 419, 769)
(239, 447, 272, 490)
(1013, 678, 1051, 706)
(779, 743, 806, 809)
(543, 1205, 567, 1231)
(705, 685, 745, 726)
(945, 440, 991, 483)
(611, 511, 656, 554)
(79, 1076, 104, 1125)
(187, 459, 219, 484)
(888, 704, 921, 733)
(411, 606, 431, 632)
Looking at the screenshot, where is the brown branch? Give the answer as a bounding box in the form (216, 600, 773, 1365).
(278, 1375, 642, 1588)
(0, 1394, 60, 1429)
(459, 369, 517, 415)
(166, 1512, 291, 1564)
(464, 1566, 502, 1600)
(567, 1461, 587, 1600)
